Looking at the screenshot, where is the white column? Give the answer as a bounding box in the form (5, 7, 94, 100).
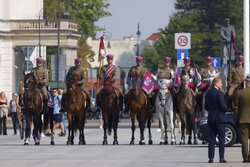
(244, 0, 249, 77)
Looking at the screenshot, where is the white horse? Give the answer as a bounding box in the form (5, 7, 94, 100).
(155, 79, 176, 145)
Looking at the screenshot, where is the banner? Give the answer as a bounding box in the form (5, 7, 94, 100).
(142, 71, 154, 94)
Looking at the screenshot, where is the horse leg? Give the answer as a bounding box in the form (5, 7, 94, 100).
(158, 108, 165, 145)
(78, 117, 83, 145)
(24, 115, 30, 145)
(33, 115, 39, 145)
(179, 112, 186, 145)
(103, 114, 108, 145)
(113, 110, 119, 145)
(164, 110, 168, 145)
(70, 116, 75, 145)
(147, 112, 153, 145)
(169, 107, 176, 145)
(192, 115, 198, 145)
(138, 115, 146, 145)
(81, 113, 86, 145)
(130, 112, 135, 145)
(67, 114, 73, 145)
(50, 113, 55, 145)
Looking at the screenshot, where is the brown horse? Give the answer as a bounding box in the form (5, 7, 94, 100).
(64, 73, 87, 145)
(23, 73, 43, 145)
(126, 76, 153, 145)
(177, 73, 198, 145)
(97, 81, 121, 145)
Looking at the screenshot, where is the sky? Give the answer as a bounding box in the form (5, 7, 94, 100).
(95, 0, 176, 40)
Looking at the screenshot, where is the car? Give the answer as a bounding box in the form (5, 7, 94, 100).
(197, 112, 241, 147)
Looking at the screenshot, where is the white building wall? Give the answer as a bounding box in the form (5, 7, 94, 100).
(0, 41, 13, 100)
(0, 0, 43, 20)
(87, 37, 153, 74)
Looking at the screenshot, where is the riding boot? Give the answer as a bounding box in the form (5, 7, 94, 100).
(119, 95, 123, 111)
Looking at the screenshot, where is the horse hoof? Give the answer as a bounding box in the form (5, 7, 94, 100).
(130, 141, 134, 145)
(159, 141, 164, 145)
(171, 141, 176, 145)
(79, 141, 84, 145)
(82, 141, 86, 145)
(148, 140, 153, 145)
(67, 141, 74, 145)
(35, 142, 40, 146)
(139, 141, 145, 145)
(24, 142, 29, 146)
(113, 141, 119, 145)
(188, 140, 192, 145)
(179, 141, 185, 145)
(193, 140, 198, 145)
(202, 141, 206, 145)
(50, 141, 55, 145)
(103, 140, 108, 145)
(164, 140, 168, 145)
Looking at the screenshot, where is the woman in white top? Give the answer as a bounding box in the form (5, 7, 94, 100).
(0, 92, 9, 135)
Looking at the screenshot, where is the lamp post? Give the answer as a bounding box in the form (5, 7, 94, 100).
(38, 8, 48, 58)
(57, 0, 70, 87)
(136, 23, 141, 56)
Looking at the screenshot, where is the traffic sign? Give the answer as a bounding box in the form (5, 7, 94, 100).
(177, 49, 188, 68)
(175, 33, 191, 49)
(22, 60, 33, 72)
(20, 46, 36, 59)
(212, 57, 220, 68)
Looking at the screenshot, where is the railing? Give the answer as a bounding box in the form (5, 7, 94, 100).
(10, 19, 78, 31)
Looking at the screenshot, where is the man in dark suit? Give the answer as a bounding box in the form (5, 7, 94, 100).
(205, 77, 227, 163)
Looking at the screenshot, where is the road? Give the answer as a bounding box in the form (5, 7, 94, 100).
(0, 123, 247, 167)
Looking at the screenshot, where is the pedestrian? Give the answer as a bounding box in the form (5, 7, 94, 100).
(9, 93, 20, 135)
(18, 87, 26, 139)
(0, 91, 9, 135)
(58, 88, 67, 136)
(205, 77, 227, 163)
(234, 74, 250, 163)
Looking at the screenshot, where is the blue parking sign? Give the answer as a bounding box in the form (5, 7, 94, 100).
(211, 57, 220, 68)
(177, 49, 188, 68)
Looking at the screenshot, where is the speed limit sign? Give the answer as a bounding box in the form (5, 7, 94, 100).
(175, 33, 191, 49)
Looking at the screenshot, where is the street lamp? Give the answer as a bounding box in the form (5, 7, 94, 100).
(136, 23, 141, 56)
(57, 0, 70, 87)
(38, 8, 49, 58)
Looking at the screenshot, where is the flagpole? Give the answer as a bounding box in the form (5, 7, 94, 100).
(95, 60, 102, 108)
(244, 0, 249, 78)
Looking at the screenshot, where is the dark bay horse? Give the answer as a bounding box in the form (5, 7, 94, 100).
(177, 73, 198, 145)
(97, 80, 121, 145)
(23, 73, 43, 145)
(65, 74, 87, 145)
(126, 75, 153, 145)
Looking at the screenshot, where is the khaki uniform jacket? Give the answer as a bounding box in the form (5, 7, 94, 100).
(228, 66, 244, 85)
(234, 87, 250, 124)
(126, 65, 147, 88)
(100, 64, 118, 87)
(155, 67, 174, 80)
(31, 67, 48, 100)
(200, 66, 218, 83)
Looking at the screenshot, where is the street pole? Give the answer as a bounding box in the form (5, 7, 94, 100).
(136, 23, 141, 56)
(244, 0, 249, 78)
(57, 0, 60, 88)
(38, 8, 43, 58)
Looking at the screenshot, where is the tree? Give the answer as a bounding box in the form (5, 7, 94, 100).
(141, 0, 243, 72)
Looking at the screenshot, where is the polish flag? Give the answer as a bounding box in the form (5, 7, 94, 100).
(98, 36, 106, 62)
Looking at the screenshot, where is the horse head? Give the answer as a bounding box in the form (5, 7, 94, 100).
(181, 74, 190, 92)
(24, 73, 36, 89)
(158, 79, 170, 107)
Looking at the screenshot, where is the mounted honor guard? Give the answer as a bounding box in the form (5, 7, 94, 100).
(99, 54, 123, 111)
(61, 58, 90, 110)
(152, 57, 175, 81)
(30, 58, 48, 102)
(227, 55, 244, 110)
(199, 57, 220, 91)
(179, 57, 196, 91)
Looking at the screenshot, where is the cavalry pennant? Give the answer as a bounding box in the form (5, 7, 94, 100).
(142, 70, 154, 94)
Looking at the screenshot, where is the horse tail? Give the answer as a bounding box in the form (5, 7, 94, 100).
(108, 114, 112, 136)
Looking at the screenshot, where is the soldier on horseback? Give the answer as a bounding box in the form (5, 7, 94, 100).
(152, 57, 175, 81)
(30, 58, 48, 103)
(62, 58, 90, 110)
(228, 55, 244, 97)
(199, 57, 220, 91)
(99, 54, 123, 111)
(179, 57, 196, 91)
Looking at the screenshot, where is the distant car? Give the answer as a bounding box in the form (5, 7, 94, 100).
(197, 112, 241, 147)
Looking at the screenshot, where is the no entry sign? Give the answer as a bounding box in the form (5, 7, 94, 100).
(175, 33, 191, 49)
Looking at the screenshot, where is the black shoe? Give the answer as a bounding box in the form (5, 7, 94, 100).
(45, 132, 51, 136)
(243, 160, 248, 163)
(219, 159, 227, 163)
(208, 159, 213, 163)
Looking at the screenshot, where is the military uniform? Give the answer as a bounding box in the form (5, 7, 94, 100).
(31, 66, 48, 100)
(126, 65, 147, 89)
(234, 86, 250, 162)
(66, 66, 89, 96)
(200, 65, 219, 89)
(155, 67, 175, 80)
(228, 65, 244, 97)
(100, 64, 119, 88)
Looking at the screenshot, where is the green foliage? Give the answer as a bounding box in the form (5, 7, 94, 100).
(141, 0, 243, 72)
(77, 37, 95, 68)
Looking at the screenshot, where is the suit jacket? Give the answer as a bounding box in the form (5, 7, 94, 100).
(205, 87, 227, 124)
(234, 87, 250, 124)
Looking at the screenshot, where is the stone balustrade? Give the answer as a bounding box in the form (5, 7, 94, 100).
(10, 19, 78, 31)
